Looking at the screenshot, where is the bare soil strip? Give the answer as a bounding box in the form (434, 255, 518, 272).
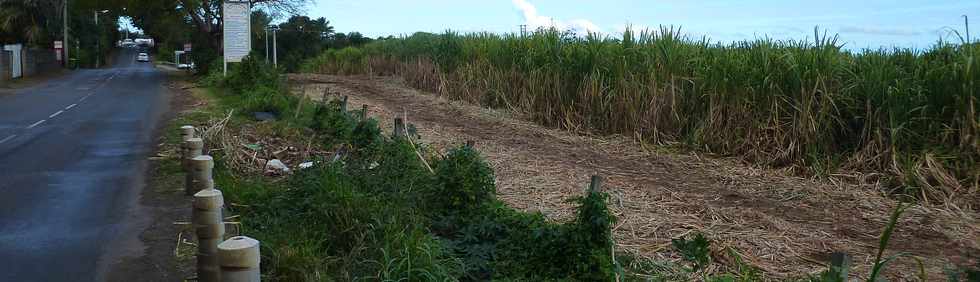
(289, 74, 979, 279)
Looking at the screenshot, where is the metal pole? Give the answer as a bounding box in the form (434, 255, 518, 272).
(272, 28, 278, 68)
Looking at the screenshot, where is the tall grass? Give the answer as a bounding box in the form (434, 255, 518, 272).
(303, 28, 979, 207)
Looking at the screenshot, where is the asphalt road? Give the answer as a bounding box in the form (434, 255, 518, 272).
(0, 49, 169, 281)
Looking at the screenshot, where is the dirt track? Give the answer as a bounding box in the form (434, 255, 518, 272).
(289, 73, 979, 280)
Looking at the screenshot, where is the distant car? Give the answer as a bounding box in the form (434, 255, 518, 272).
(137, 53, 149, 62)
(177, 62, 197, 70)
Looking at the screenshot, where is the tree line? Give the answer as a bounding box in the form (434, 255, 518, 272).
(126, 0, 375, 73)
(1, 0, 375, 71)
(0, 0, 124, 67)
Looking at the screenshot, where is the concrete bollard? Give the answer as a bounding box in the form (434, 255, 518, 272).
(190, 155, 215, 194)
(184, 138, 204, 195)
(218, 236, 261, 282)
(180, 126, 196, 171)
(194, 188, 226, 282)
(180, 125, 196, 142)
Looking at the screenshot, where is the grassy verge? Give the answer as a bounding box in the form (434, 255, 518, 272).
(174, 56, 632, 281)
(300, 29, 979, 207)
(158, 56, 978, 281)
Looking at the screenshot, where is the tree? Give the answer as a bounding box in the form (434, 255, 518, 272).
(250, 9, 272, 58)
(0, 0, 62, 45)
(327, 32, 374, 50)
(274, 15, 333, 71)
(174, 0, 308, 53)
(122, 0, 305, 72)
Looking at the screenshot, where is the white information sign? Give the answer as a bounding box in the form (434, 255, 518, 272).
(222, 1, 251, 63)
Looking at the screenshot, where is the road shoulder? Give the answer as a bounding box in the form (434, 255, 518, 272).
(104, 71, 201, 281)
(0, 69, 71, 94)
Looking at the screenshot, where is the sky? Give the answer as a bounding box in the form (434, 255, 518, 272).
(305, 0, 980, 50)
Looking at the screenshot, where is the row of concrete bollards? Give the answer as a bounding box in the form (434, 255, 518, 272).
(181, 125, 261, 282)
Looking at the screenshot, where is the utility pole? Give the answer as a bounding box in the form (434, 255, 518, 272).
(271, 26, 278, 68)
(265, 28, 269, 63)
(93, 10, 108, 68)
(94, 10, 99, 68)
(63, 0, 68, 68)
(520, 25, 527, 37)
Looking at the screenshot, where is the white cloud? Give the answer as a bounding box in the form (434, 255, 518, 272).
(511, 0, 601, 34)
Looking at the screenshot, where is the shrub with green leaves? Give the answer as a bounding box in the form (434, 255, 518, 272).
(240, 85, 295, 115)
(224, 54, 281, 94)
(430, 145, 496, 214)
(310, 100, 358, 143)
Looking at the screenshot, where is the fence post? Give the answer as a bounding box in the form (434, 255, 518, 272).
(194, 188, 225, 282)
(393, 117, 405, 138)
(360, 104, 368, 119)
(190, 155, 215, 194)
(340, 95, 348, 113)
(218, 236, 261, 282)
(829, 252, 852, 281)
(589, 175, 603, 192)
(184, 138, 204, 195)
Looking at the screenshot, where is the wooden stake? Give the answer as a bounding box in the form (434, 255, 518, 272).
(340, 95, 348, 113)
(589, 175, 603, 193)
(393, 118, 405, 138)
(830, 252, 852, 281)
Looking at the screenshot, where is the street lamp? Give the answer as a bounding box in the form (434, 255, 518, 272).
(94, 9, 109, 68)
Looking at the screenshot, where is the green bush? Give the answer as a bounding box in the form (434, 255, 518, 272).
(430, 145, 496, 214)
(225, 54, 281, 94)
(241, 85, 294, 115)
(310, 100, 357, 143)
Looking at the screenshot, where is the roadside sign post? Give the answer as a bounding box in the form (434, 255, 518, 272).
(222, 0, 251, 76)
(54, 41, 63, 63)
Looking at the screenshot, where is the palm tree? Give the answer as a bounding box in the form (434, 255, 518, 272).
(0, 0, 61, 45)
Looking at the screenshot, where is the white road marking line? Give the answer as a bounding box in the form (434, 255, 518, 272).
(27, 119, 46, 129)
(0, 135, 15, 144)
(49, 110, 64, 118)
(80, 96, 88, 101)
(66, 103, 77, 110)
